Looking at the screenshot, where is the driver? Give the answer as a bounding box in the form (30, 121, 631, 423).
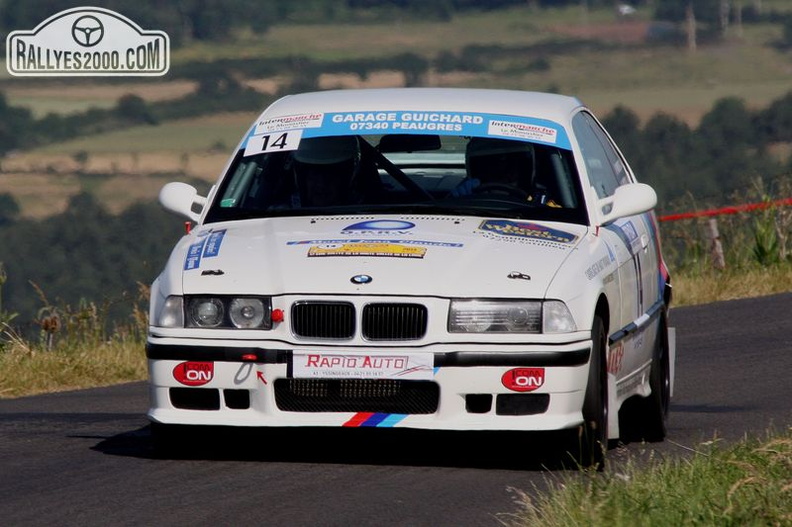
(292, 135, 361, 207)
(452, 137, 559, 206)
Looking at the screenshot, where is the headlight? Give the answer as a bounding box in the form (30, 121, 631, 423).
(184, 296, 272, 329)
(156, 296, 184, 328)
(449, 300, 542, 333)
(448, 299, 577, 334)
(542, 300, 577, 333)
(229, 298, 268, 328)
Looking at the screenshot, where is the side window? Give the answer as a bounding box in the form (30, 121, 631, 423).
(571, 112, 628, 198)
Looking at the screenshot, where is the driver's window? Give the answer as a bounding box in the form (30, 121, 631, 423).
(572, 112, 627, 199)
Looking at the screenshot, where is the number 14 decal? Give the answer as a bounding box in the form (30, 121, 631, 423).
(244, 129, 303, 157)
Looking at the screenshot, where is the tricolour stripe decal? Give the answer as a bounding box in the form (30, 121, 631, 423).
(343, 412, 408, 427)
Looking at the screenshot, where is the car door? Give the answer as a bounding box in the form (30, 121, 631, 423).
(571, 111, 656, 386)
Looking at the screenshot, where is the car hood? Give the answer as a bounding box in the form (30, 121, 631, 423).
(176, 216, 588, 298)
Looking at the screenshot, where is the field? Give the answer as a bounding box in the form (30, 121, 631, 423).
(2, 4, 792, 218)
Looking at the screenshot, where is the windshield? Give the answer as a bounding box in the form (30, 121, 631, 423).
(205, 133, 588, 225)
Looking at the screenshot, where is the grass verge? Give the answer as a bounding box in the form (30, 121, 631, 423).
(0, 337, 146, 399)
(500, 429, 792, 527)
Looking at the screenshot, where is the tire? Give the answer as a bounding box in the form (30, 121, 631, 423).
(621, 312, 670, 443)
(570, 315, 608, 470)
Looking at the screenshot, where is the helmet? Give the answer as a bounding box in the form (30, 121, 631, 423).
(465, 137, 534, 186)
(294, 136, 360, 165)
(293, 136, 361, 207)
(465, 137, 533, 161)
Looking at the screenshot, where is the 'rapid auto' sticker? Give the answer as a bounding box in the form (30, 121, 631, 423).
(293, 351, 434, 380)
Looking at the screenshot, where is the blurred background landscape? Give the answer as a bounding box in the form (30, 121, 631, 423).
(1, 0, 792, 331)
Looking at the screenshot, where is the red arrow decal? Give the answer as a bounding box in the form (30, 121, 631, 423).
(256, 371, 267, 385)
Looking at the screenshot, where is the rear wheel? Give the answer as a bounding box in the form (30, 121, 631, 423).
(570, 315, 608, 470)
(620, 312, 670, 442)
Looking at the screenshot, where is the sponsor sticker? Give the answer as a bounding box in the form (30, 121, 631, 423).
(488, 119, 558, 144)
(184, 237, 208, 270)
(255, 113, 324, 134)
(173, 361, 214, 386)
(184, 229, 226, 269)
(293, 351, 434, 380)
(290, 111, 571, 149)
(6, 6, 169, 76)
(289, 239, 461, 248)
(343, 220, 416, 232)
(202, 229, 226, 258)
(307, 242, 427, 258)
(501, 368, 545, 392)
(479, 219, 578, 244)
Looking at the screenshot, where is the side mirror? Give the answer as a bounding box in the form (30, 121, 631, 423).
(159, 182, 206, 223)
(597, 183, 657, 226)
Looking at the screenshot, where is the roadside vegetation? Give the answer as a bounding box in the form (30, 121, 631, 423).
(501, 429, 792, 527)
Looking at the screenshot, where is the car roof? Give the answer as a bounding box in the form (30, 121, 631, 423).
(259, 87, 586, 123)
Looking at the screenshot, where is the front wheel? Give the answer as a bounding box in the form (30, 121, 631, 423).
(570, 315, 608, 470)
(620, 311, 670, 443)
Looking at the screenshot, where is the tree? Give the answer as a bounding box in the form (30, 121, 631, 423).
(697, 97, 757, 152)
(0, 193, 20, 225)
(115, 94, 157, 125)
(0, 92, 34, 155)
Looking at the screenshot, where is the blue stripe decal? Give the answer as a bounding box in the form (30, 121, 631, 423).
(376, 414, 408, 427)
(359, 413, 389, 427)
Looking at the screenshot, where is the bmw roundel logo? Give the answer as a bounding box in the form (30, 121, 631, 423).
(351, 274, 373, 284)
(344, 220, 415, 231)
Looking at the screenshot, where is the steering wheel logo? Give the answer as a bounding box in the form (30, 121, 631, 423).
(71, 15, 104, 47)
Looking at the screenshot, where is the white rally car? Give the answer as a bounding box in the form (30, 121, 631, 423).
(147, 88, 674, 467)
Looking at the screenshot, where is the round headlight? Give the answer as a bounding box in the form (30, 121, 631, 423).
(189, 298, 225, 327)
(505, 306, 530, 330)
(229, 298, 266, 328)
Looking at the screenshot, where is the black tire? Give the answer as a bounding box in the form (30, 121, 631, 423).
(620, 312, 670, 443)
(570, 315, 608, 470)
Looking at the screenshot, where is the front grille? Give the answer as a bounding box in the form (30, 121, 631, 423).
(292, 301, 355, 339)
(362, 303, 428, 340)
(291, 301, 429, 341)
(274, 379, 439, 413)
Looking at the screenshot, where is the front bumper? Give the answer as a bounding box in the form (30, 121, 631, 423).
(146, 339, 592, 432)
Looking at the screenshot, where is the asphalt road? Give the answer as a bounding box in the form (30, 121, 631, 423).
(1, 293, 791, 527)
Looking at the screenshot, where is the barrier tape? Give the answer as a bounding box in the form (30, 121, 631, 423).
(658, 198, 792, 222)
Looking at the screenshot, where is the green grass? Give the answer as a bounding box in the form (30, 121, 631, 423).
(501, 429, 792, 527)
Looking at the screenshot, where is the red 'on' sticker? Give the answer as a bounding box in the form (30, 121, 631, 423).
(501, 368, 545, 392)
(173, 361, 214, 386)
